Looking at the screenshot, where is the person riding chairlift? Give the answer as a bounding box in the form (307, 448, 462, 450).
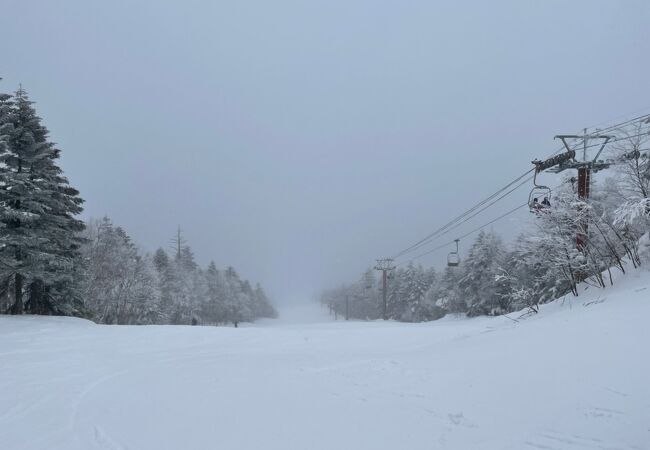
(532, 197, 551, 214)
(532, 197, 542, 211)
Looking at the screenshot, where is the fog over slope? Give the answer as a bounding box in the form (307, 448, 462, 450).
(1, 1, 649, 301)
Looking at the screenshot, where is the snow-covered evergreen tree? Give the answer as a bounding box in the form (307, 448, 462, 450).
(81, 217, 159, 324)
(252, 282, 277, 319)
(223, 266, 250, 327)
(431, 266, 464, 314)
(152, 247, 175, 321)
(0, 88, 85, 315)
(80, 222, 274, 326)
(399, 263, 434, 322)
(200, 261, 226, 324)
(0, 91, 15, 313)
(458, 230, 505, 316)
(353, 269, 380, 319)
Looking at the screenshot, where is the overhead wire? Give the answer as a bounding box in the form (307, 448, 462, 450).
(399, 145, 650, 267)
(400, 202, 529, 266)
(387, 112, 650, 265)
(390, 141, 573, 260)
(585, 112, 650, 134)
(393, 174, 534, 261)
(399, 178, 570, 267)
(391, 168, 536, 260)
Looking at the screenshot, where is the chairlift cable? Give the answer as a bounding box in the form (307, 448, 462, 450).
(388, 113, 650, 263)
(397, 176, 570, 267)
(394, 175, 534, 261)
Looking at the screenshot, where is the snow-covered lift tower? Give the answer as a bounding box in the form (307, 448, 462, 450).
(549, 132, 612, 250)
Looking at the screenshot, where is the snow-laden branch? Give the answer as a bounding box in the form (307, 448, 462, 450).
(613, 197, 650, 227)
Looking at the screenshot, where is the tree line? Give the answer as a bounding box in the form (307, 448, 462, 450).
(321, 124, 650, 322)
(0, 86, 276, 326)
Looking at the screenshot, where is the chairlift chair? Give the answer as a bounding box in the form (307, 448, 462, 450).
(447, 239, 460, 267)
(528, 170, 552, 213)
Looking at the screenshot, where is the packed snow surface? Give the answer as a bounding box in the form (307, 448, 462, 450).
(1, 271, 649, 450)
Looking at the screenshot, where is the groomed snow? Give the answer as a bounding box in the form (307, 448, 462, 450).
(1, 270, 649, 450)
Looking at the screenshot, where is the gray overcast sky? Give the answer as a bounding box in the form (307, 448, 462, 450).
(1, 0, 649, 303)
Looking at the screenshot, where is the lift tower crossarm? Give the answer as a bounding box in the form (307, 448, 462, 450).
(554, 134, 583, 153)
(554, 134, 614, 164)
(591, 135, 612, 162)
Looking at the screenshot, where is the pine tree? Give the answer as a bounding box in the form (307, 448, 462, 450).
(386, 267, 405, 319)
(152, 247, 175, 321)
(0, 91, 15, 313)
(169, 244, 201, 324)
(354, 269, 380, 319)
(434, 266, 464, 313)
(201, 261, 226, 324)
(223, 266, 249, 327)
(252, 282, 277, 319)
(0, 87, 85, 315)
(399, 263, 434, 322)
(81, 217, 158, 324)
(459, 230, 505, 316)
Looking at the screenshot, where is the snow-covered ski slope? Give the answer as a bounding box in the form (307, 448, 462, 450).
(1, 271, 649, 450)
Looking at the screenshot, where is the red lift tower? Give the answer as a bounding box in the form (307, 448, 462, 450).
(548, 130, 612, 251)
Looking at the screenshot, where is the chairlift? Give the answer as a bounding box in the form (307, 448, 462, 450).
(528, 169, 551, 213)
(447, 239, 460, 267)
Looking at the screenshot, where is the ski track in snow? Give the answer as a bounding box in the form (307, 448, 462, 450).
(93, 426, 126, 450)
(525, 429, 645, 450)
(1, 271, 650, 450)
(70, 370, 130, 438)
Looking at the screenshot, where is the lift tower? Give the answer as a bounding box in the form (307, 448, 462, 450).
(549, 130, 612, 251)
(374, 258, 395, 320)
